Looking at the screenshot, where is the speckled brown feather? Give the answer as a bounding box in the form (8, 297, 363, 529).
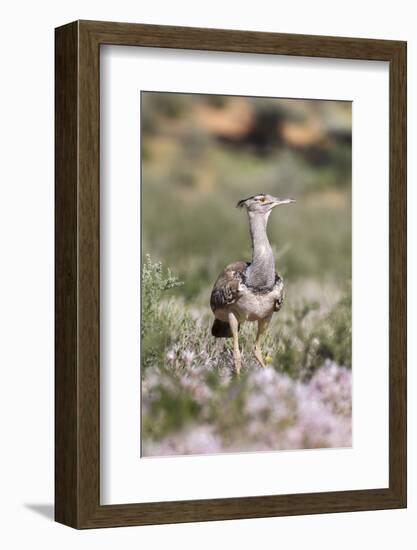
(210, 261, 248, 311)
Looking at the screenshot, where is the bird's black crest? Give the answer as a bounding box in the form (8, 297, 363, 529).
(236, 194, 266, 208)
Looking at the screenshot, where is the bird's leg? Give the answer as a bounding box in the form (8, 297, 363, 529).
(253, 317, 270, 368)
(228, 312, 242, 376)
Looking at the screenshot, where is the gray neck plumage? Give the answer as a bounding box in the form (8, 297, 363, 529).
(245, 212, 276, 289)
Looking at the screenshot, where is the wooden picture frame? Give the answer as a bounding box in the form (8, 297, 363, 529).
(55, 20, 407, 529)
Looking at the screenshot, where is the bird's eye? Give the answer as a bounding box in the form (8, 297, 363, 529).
(259, 197, 267, 203)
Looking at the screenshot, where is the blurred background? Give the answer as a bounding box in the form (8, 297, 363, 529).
(141, 92, 351, 298)
(141, 92, 352, 457)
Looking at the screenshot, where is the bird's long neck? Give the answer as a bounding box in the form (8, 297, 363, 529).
(245, 212, 276, 289)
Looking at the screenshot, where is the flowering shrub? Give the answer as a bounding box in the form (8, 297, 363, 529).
(142, 361, 351, 456)
(141, 258, 352, 457)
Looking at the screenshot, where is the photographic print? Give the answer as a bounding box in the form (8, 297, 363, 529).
(141, 91, 352, 457)
(55, 21, 406, 527)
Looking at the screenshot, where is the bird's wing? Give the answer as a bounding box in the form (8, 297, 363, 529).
(210, 261, 248, 310)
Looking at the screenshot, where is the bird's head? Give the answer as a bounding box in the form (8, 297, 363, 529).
(236, 193, 295, 217)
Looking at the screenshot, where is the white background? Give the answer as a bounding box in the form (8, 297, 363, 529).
(0, 1, 415, 548)
(101, 47, 389, 504)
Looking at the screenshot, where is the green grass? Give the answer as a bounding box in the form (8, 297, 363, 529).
(140, 258, 351, 454)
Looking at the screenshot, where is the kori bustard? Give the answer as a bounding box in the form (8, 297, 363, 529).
(210, 193, 295, 375)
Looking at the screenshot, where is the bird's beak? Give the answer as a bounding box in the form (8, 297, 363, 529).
(271, 197, 296, 207)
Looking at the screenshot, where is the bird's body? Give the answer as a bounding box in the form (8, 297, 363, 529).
(210, 261, 284, 324)
(210, 193, 294, 374)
